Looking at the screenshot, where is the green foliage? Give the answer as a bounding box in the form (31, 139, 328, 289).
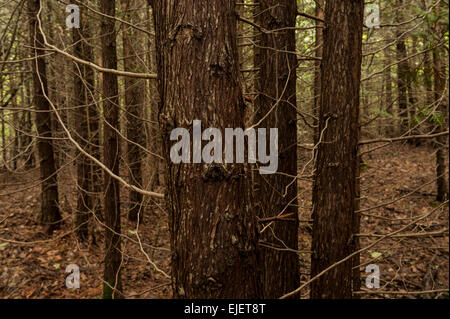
(370, 251, 383, 259)
(361, 159, 371, 172)
(373, 107, 394, 119)
(413, 109, 444, 128)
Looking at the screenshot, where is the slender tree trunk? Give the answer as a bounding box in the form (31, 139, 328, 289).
(12, 75, 19, 170)
(1, 83, 6, 170)
(396, 0, 409, 134)
(44, 0, 57, 170)
(384, 47, 394, 136)
(24, 78, 35, 169)
(407, 36, 419, 144)
(254, 0, 299, 298)
(423, 46, 434, 107)
(146, 3, 161, 191)
(408, 36, 418, 113)
(19, 75, 26, 168)
(310, 0, 363, 299)
(100, 0, 122, 299)
(433, 44, 449, 202)
(121, 0, 145, 222)
(28, 0, 62, 234)
(152, 0, 261, 298)
(313, 0, 324, 147)
(82, 3, 103, 225)
(73, 3, 92, 241)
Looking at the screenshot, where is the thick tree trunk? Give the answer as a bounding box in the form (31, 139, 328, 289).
(254, 0, 299, 298)
(122, 0, 145, 222)
(152, 0, 261, 298)
(310, 0, 363, 299)
(100, 0, 123, 299)
(28, 0, 62, 234)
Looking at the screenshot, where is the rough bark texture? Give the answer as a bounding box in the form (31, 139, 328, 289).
(310, 0, 363, 299)
(122, 0, 145, 222)
(100, 0, 122, 299)
(27, 0, 62, 234)
(152, 0, 261, 298)
(254, 0, 299, 298)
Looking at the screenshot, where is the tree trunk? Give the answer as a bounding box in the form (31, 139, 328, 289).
(121, 0, 145, 223)
(254, 0, 299, 298)
(100, 0, 123, 299)
(28, 0, 62, 234)
(12, 75, 19, 171)
(1, 83, 6, 170)
(73, 2, 93, 241)
(146, 3, 162, 191)
(82, 3, 102, 225)
(384, 47, 394, 137)
(152, 0, 261, 298)
(23, 79, 35, 169)
(310, 0, 363, 299)
(407, 35, 419, 143)
(396, 0, 409, 134)
(433, 43, 449, 202)
(313, 0, 324, 147)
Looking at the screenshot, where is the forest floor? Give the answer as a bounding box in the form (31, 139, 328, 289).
(0, 143, 448, 299)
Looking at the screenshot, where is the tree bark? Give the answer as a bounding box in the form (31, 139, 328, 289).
(73, 3, 91, 241)
(121, 0, 145, 222)
(254, 0, 300, 298)
(384, 47, 394, 136)
(396, 0, 409, 134)
(146, 3, 162, 191)
(12, 75, 19, 171)
(152, 0, 261, 298)
(27, 0, 62, 234)
(310, 0, 364, 299)
(433, 42, 449, 202)
(23, 79, 35, 169)
(100, 0, 123, 299)
(85, 7, 103, 225)
(313, 0, 324, 147)
(1, 83, 6, 169)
